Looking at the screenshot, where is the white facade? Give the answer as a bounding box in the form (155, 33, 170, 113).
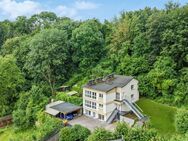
(83, 79, 139, 122)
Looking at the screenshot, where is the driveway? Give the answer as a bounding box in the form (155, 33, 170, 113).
(69, 115, 116, 132)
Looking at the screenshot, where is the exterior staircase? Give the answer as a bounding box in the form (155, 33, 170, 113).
(106, 108, 119, 124)
(122, 99, 144, 120)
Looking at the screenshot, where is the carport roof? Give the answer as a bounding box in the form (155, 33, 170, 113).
(50, 102, 81, 115)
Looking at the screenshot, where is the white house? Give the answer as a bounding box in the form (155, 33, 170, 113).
(83, 74, 144, 124)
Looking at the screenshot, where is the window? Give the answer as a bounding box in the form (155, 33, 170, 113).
(131, 94, 134, 99)
(85, 100, 91, 108)
(116, 92, 120, 100)
(85, 90, 91, 98)
(92, 92, 96, 99)
(99, 104, 103, 109)
(92, 102, 96, 109)
(99, 93, 103, 98)
(98, 114, 104, 120)
(85, 110, 91, 115)
(131, 85, 134, 90)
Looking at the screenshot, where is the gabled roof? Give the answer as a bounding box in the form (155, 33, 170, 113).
(83, 75, 134, 92)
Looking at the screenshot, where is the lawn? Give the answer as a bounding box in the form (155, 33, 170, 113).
(136, 98, 177, 136)
(0, 126, 37, 141)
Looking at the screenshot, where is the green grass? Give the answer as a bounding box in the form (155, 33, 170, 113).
(136, 98, 177, 136)
(0, 126, 37, 141)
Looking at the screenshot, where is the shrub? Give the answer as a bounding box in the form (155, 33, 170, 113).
(56, 92, 83, 105)
(114, 122, 129, 139)
(59, 124, 90, 141)
(175, 109, 188, 133)
(87, 128, 113, 141)
(126, 128, 158, 141)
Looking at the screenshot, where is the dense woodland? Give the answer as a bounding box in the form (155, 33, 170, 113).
(0, 2, 188, 141)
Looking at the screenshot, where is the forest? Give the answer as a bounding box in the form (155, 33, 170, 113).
(0, 2, 188, 141)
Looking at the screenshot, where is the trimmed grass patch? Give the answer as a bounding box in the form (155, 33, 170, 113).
(137, 98, 177, 136)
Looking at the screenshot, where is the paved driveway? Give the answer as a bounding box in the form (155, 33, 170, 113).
(69, 115, 116, 132)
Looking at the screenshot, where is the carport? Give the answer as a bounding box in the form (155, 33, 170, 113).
(45, 101, 82, 120)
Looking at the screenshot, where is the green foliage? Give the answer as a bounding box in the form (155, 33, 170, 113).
(10, 112, 62, 141)
(71, 19, 105, 69)
(59, 124, 90, 141)
(87, 128, 113, 141)
(0, 3, 188, 140)
(114, 122, 129, 138)
(55, 92, 82, 106)
(175, 109, 188, 133)
(24, 28, 70, 94)
(126, 128, 158, 141)
(13, 85, 49, 130)
(0, 55, 24, 116)
(147, 56, 177, 96)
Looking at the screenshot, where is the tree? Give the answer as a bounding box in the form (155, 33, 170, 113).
(175, 109, 188, 133)
(28, 12, 57, 32)
(71, 19, 105, 70)
(13, 16, 31, 35)
(1, 36, 23, 55)
(24, 28, 69, 95)
(87, 128, 113, 141)
(173, 68, 188, 105)
(0, 55, 24, 116)
(147, 56, 177, 96)
(13, 85, 48, 130)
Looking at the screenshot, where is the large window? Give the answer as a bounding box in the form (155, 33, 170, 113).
(85, 90, 91, 98)
(92, 92, 96, 99)
(85, 90, 91, 97)
(85, 100, 91, 108)
(85, 100, 96, 109)
(85, 90, 96, 99)
(116, 92, 120, 100)
(98, 114, 104, 120)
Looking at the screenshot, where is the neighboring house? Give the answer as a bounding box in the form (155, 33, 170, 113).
(83, 74, 145, 124)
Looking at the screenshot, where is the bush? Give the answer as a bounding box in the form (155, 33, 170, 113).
(114, 122, 129, 139)
(87, 128, 113, 141)
(175, 109, 188, 133)
(126, 128, 158, 141)
(56, 92, 83, 105)
(59, 124, 90, 141)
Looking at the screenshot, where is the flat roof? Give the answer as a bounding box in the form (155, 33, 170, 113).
(45, 108, 59, 116)
(50, 102, 81, 115)
(83, 75, 133, 92)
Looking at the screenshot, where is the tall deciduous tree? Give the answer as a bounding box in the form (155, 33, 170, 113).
(0, 55, 24, 116)
(24, 28, 69, 95)
(71, 19, 105, 70)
